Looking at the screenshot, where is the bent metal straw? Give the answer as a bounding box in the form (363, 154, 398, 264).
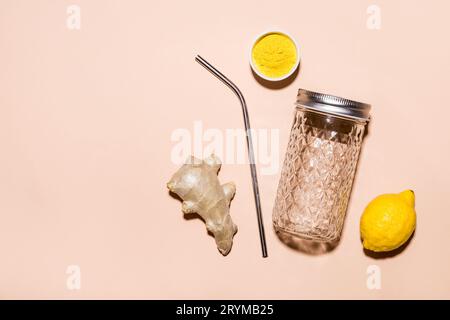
(195, 55, 268, 258)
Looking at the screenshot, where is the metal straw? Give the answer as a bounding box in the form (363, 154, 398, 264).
(195, 55, 268, 258)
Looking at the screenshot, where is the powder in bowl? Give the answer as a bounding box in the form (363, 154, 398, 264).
(251, 32, 298, 80)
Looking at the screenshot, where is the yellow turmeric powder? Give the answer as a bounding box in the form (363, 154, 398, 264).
(251, 33, 297, 79)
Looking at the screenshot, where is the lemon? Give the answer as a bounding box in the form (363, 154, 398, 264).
(360, 190, 416, 252)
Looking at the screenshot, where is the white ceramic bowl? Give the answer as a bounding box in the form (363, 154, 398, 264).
(249, 30, 300, 82)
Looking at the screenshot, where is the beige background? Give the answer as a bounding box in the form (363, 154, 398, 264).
(1, 0, 449, 299)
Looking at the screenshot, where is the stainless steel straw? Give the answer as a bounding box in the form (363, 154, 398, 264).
(195, 55, 268, 258)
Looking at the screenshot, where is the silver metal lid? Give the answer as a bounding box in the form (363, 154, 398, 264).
(296, 89, 371, 121)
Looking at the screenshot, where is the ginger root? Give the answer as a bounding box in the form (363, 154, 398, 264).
(167, 154, 237, 255)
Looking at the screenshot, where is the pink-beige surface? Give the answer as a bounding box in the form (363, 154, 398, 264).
(1, 0, 449, 299)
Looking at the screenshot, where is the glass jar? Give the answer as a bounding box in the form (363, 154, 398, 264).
(273, 89, 371, 242)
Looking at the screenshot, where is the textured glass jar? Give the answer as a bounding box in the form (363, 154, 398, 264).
(273, 89, 371, 242)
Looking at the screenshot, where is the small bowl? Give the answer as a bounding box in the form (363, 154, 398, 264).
(249, 30, 300, 82)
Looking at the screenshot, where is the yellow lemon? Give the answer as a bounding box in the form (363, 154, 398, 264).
(360, 190, 416, 252)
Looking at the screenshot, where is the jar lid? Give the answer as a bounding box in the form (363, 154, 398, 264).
(296, 89, 371, 121)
